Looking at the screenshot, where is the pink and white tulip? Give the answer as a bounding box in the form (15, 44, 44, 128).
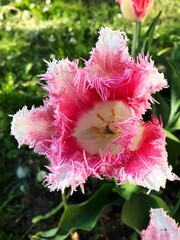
(11, 27, 178, 193)
(116, 0, 154, 22)
(141, 208, 180, 240)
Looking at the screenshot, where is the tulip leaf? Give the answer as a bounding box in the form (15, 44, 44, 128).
(164, 129, 180, 143)
(172, 194, 180, 223)
(164, 129, 180, 165)
(121, 192, 170, 233)
(31, 228, 59, 239)
(141, 11, 161, 53)
(31, 182, 122, 240)
(54, 182, 122, 239)
(166, 59, 180, 131)
(113, 181, 140, 200)
(153, 93, 170, 126)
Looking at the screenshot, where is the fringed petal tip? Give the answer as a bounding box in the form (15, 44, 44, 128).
(44, 162, 88, 194)
(10, 106, 34, 147)
(141, 208, 180, 240)
(10, 105, 55, 152)
(85, 27, 131, 86)
(39, 58, 79, 98)
(136, 54, 168, 94)
(125, 164, 178, 193)
(118, 119, 179, 192)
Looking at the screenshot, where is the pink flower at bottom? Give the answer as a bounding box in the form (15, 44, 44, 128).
(11, 27, 179, 193)
(141, 208, 180, 240)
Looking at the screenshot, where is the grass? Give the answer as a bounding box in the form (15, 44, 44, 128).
(0, 0, 180, 239)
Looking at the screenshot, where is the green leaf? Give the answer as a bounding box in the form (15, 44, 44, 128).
(121, 192, 170, 233)
(113, 181, 140, 200)
(164, 129, 180, 143)
(130, 231, 139, 240)
(166, 59, 180, 131)
(31, 228, 59, 239)
(55, 183, 121, 240)
(164, 129, 180, 165)
(32, 203, 64, 224)
(153, 93, 170, 126)
(173, 195, 180, 223)
(141, 11, 161, 53)
(170, 191, 180, 219)
(31, 182, 122, 240)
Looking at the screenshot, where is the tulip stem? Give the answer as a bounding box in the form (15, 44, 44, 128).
(62, 192, 79, 240)
(62, 192, 68, 209)
(131, 21, 141, 58)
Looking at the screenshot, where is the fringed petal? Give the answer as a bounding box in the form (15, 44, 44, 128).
(85, 27, 132, 100)
(141, 208, 180, 240)
(40, 58, 78, 100)
(129, 54, 168, 114)
(44, 160, 88, 194)
(119, 117, 178, 191)
(11, 103, 55, 154)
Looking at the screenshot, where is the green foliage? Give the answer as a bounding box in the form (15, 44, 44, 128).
(121, 192, 170, 233)
(31, 182, 122, 240)
(113, 181, 140, 200)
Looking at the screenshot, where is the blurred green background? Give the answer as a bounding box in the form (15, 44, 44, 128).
(0, 0, 180, 239)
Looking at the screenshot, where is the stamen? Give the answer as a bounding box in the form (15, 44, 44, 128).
(111, 108, 115, 118)
(90, 126, 100, 132)
(97, 133, 109, 139)
(96, 113, 105, 122)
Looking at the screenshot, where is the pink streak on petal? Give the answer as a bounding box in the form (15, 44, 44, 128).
(85, 27, 132, 100)
(41, 59, 101, 134)
(40, 58, 78, 99)
(141, 208, 180, 240)
(44, 138, 101, 193)
(113, 114, 140, 149)
(115, 54, 168, 115)
(44, 160, 88, 194)
(119, 117, 178, 191)
(11, 103, 55, 154)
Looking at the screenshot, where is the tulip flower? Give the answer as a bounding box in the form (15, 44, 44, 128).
(116, 0, 154, 22)
(11, 27, 178, 193)
(141, 208, 180, 240)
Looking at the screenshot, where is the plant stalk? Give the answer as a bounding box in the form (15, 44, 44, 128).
(62, 192, 68, 209)
(131, 21, 141, 58)
(62, 193, 80, 239)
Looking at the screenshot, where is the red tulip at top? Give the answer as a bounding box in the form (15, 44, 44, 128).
(116, 0, 154, 22)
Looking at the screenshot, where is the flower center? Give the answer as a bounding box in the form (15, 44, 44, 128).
(90, 109, 117, 139)
(73, 101, 132, 155)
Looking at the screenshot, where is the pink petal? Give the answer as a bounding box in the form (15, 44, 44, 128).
(129, 55, 168, 113)
(41, 59, 102, 133)
(40, 58, 78, 99)
(116, 0, 154, 22)
(44, 138, 94, 193)
(141, 208, 180, 240)
(132, 0, 154, 21)
(44, 160, 88, 194)
(118, 117, 178, 191)
(11, 103, 55, 154)
(85, 27, 132, 100)
(85, 28, 167, 115)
